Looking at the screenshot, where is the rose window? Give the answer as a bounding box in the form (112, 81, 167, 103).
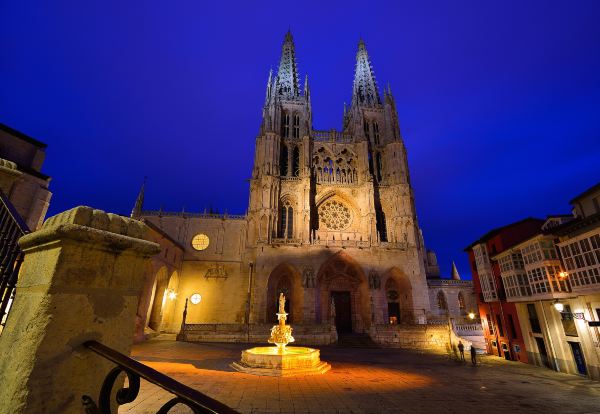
(319, 200, 352, 230)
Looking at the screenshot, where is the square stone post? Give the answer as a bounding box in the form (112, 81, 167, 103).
(0, 206, 160, 414)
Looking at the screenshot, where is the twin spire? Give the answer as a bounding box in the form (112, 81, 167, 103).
(266, 32, 386, 108)
(352, 39, 381, 108)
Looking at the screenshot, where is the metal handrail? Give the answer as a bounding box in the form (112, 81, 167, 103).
(82, 340, 239, 414)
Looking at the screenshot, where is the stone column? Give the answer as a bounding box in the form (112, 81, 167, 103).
(0, 206, 160, 414)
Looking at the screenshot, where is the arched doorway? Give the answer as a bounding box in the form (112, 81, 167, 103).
(147, 266, 169, 331)
(381, 267, 414, 324)
(316, 252, 368, 333)
(265, 263, 302, 323)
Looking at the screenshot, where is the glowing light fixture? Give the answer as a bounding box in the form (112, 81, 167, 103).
(558, 271, 569, 279)
(167, 289, 177, 300)
(191, 234, 210, 251)
(553, 301, 564, 312)
(468, 312, 476, 320)
(190, 293, 202, 305)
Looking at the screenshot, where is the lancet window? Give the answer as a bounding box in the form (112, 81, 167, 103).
(375, 152, 383, 182)
(363, 119, 370, 139)
(280, 143, 288, 176)
(278, 200, 294, 239)
(373, 121, 380, 145)
(292, 146, 300, 177)
(282, 112, 290, 138)
(293, 114, 300, 138)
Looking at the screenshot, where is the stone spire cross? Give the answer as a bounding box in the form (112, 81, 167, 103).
(352, 39, 381, 108)
(275, 30, 300, 100)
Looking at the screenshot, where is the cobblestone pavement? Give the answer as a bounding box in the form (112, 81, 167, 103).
(119, 336, 600, 414)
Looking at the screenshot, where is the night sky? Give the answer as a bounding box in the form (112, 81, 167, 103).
(2, 1, 600, 278)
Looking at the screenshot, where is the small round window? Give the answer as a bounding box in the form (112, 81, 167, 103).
(191, 234, 210, 251)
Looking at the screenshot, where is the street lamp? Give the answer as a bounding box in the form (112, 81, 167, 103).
(468, 312, 476, 320)
(167, 289, 177, 300)
(553, 301, 564, 312)
(558, 271, 569, 280)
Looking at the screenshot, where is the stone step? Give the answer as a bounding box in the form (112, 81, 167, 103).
(336, 334, 380, 348)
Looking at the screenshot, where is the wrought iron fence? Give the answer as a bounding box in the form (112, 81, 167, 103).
(82, 341, 239, 414)
(0, 189, 29, 333)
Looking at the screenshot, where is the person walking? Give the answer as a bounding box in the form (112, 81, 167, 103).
(470, 345, 477, 366)
(457, 341, 465, 361)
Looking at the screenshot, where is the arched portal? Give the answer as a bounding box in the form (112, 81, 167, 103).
(381, 267, 414, 324)
(265, 263, 302, 323)
(316, 252, 368, 333)
(147, 266, 169, 331)
(160, 270, 180, 332)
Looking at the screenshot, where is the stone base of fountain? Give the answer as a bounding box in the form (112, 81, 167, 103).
(231, 346, 331, 377)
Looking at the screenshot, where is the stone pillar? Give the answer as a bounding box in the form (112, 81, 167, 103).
(0, 206, 160, 414)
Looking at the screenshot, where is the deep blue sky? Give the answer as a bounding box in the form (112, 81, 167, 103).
(2, 1, 600, 278)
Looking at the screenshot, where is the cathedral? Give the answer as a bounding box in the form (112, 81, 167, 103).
(133, 32, 475, 343)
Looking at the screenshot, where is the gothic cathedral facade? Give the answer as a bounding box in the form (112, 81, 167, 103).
(137, 32, 451, 341)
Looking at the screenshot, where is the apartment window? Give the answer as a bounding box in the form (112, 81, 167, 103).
(485, 314, 495, 335)
(527, 304, 541, 333)
(561, 305, 578, 337)
(496, 314, 505, 337)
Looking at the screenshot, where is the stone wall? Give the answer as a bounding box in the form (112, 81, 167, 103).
(369, 323, 473, 353)
(180, 323, 337, 346)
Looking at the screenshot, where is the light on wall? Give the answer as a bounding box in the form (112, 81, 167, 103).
(190, 293, 202, 305)
(558, 271, 569, 280)
(167, 289, 177, 300)
(468, 312, 476, 320)
(553, 301, 564, 312)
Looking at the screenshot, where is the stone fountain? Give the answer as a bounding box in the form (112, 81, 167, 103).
(231, 293, 331, 376)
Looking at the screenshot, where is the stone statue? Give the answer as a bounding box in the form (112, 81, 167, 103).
(278, 292, 286, 315)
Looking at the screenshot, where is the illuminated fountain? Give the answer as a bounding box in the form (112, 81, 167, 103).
(231, 293, 331, 376)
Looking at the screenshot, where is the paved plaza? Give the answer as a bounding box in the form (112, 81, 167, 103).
(120, 336, 600, 414)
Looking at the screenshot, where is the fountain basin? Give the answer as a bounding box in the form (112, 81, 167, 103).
(231, 346, 331, 376)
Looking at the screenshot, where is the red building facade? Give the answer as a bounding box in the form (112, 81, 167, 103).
(465, 218, 545, 362)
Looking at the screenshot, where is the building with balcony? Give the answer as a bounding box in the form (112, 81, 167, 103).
(465, 218, 545, 363)
(468, 182, 600, 380)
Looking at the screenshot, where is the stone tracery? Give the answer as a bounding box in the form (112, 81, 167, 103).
(318, 200, 352, 231)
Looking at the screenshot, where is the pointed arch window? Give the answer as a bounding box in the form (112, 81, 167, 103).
(376, 209, 387, 242)
(293, 114, 300, 138)
(437, 291, 448, 311)
(282, 112, 290, 138)
(278, 200, 294, 239)
(280, 143, 288, 176)
(376, 152, 383, 182)
(458, 292, 466, 314)
(363, 119, 370, 139)
(373, 121, 380, 145)
(292, 146, 300, 177)
(368, 151, 374, 176)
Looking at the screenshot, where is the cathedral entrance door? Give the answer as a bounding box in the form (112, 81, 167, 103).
(332, 291, 352, 333)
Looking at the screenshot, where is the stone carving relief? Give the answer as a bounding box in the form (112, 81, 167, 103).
(302, 267, 316, 288)
(368, 270, 381, 290)
(204, 263, 228, 279)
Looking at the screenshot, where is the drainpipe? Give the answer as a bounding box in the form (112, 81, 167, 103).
(246, 262, 254, 342)
(539, 300, 560, 372)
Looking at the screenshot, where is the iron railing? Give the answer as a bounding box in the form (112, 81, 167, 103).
(0, 189, 29, 333)
(81, 340, 239, 414)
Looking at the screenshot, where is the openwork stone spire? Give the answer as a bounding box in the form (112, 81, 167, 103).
(352, 39, 381, 108)
(275, 30, 300, 100)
